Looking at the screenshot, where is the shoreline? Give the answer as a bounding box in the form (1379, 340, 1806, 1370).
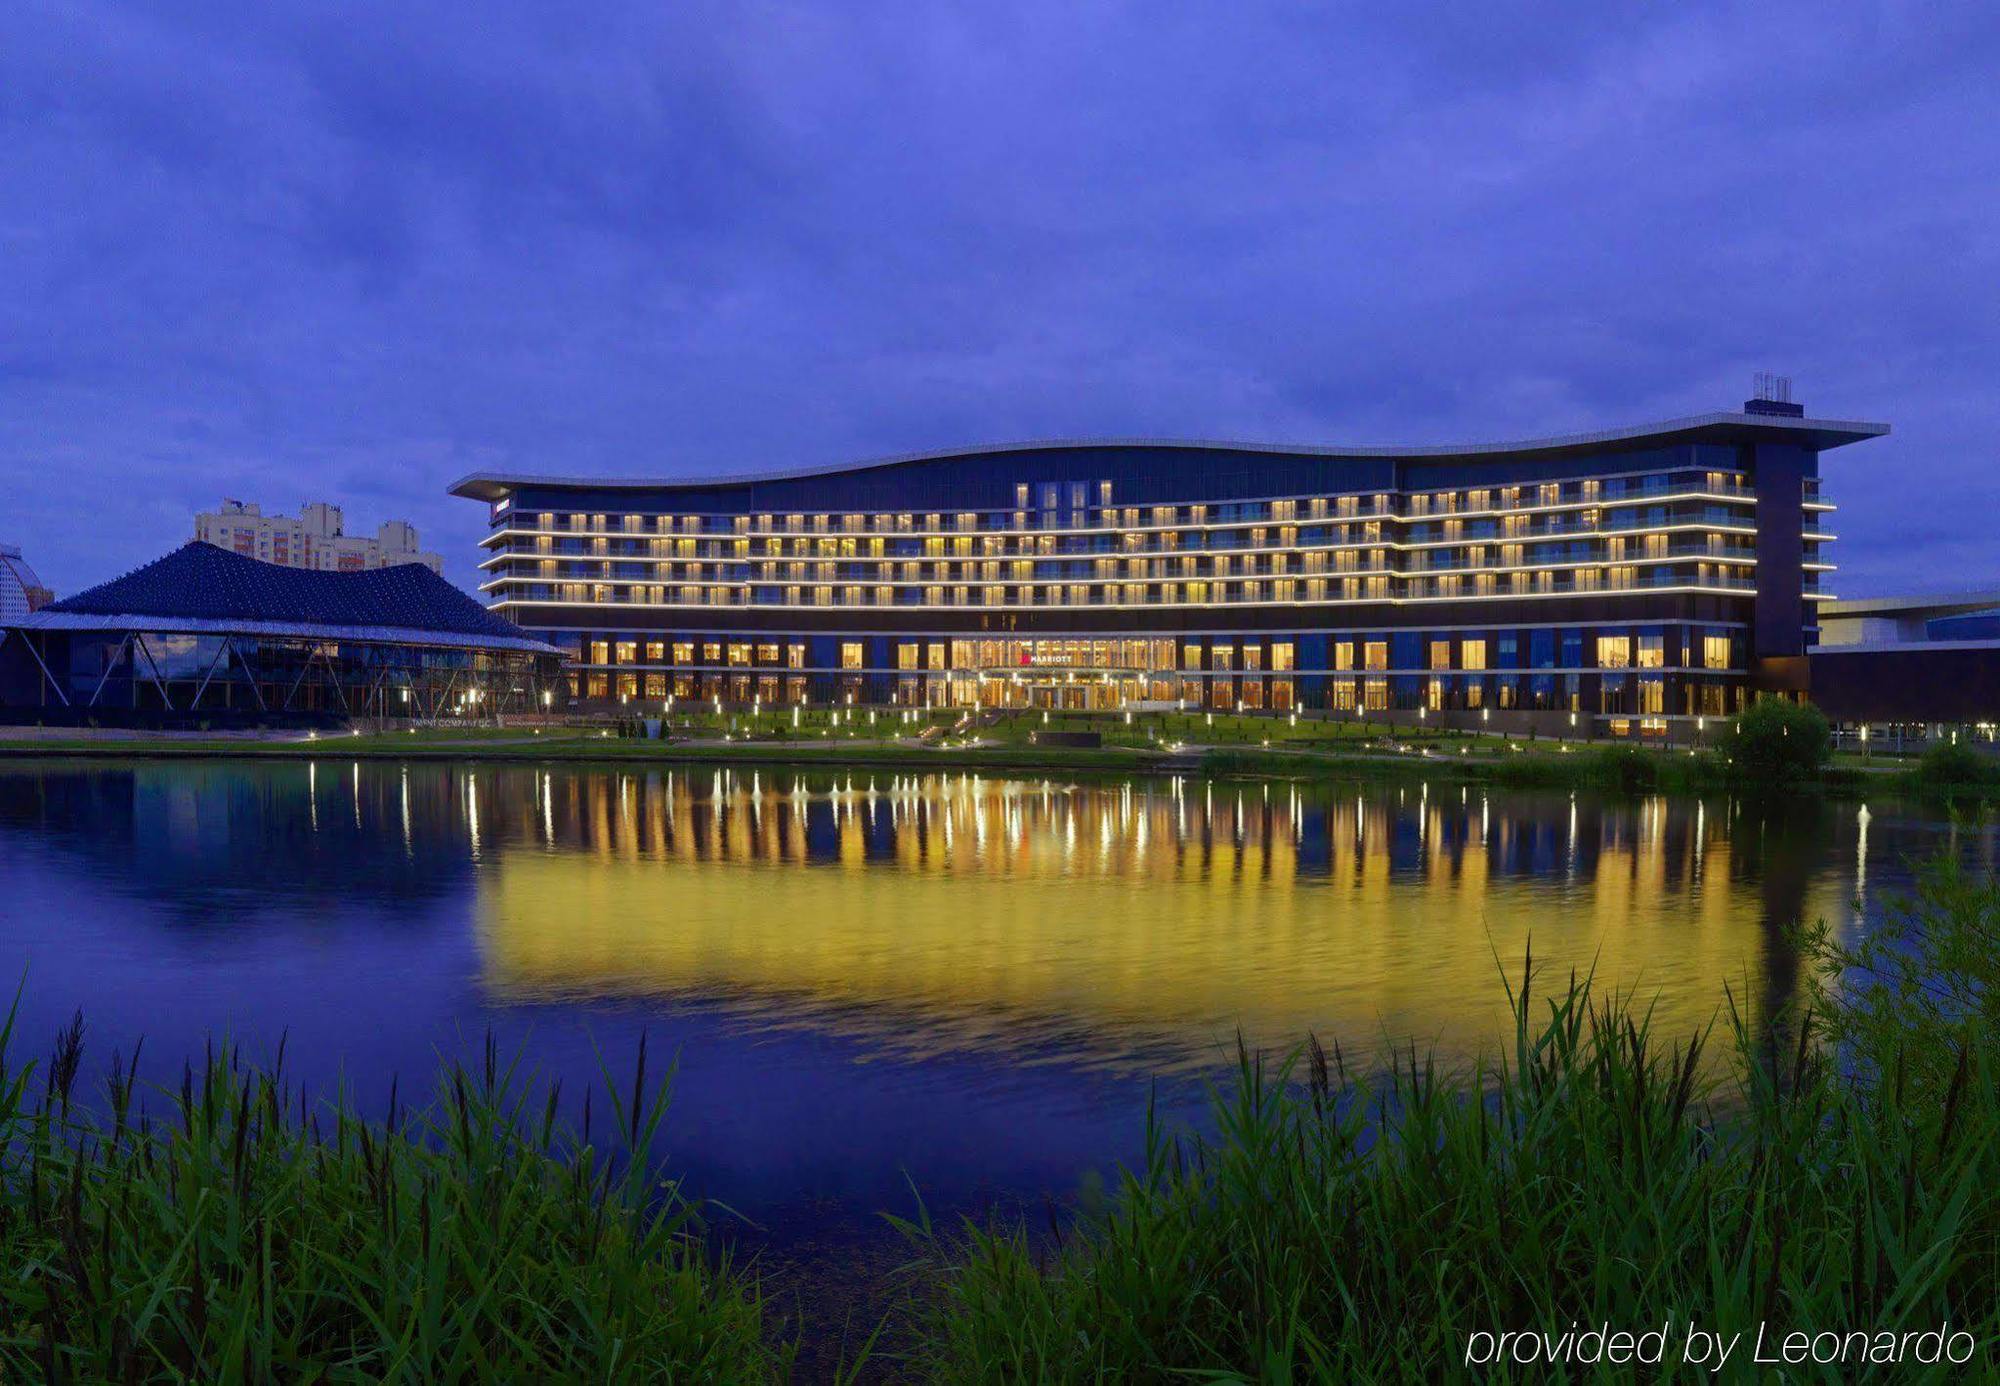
(0, 727, 1968, 798)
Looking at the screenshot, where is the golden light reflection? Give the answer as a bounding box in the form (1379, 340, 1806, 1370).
(473, 771, 1809, 1075)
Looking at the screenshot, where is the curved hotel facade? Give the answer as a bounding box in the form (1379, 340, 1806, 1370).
(450, 391, 1885, 729)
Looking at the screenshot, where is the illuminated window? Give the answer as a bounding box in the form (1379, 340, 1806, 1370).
(1429, 640, 1451, 671)
(1461, 639, 1487, 671)
(1597, 635, 1631, 669)
(1637, 634, 1665, 669)
(1703, 634, 1731, 670)
(1271, 642, 1294, 672)
(1364, 641, 1388, 672)
(897, 643, 919, 670)
(1334, 641, 1354, 671)
(841, 643, 864, 670)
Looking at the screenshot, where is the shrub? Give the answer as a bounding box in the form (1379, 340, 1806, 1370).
(1586, 744, 1658, 793)
(1724, 697, 1829, 784)
(1916, 737, 1998, 789)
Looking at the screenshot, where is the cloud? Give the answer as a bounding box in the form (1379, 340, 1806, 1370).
(2, 0, 1996, 598)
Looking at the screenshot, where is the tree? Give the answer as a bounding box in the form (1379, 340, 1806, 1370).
(1725, 696, 1829, 784)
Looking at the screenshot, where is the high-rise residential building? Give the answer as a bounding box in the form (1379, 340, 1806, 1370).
(194, 500, 443, 574)
(0, 544, 54, 622)
(449, 382, 1887, 732)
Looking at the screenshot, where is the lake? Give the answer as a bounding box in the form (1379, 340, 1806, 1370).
(0, 758, 1988, 1245)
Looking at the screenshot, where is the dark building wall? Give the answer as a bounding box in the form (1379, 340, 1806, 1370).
(1750, 440, 1808, 666)
(1809, 646, 2000, 722)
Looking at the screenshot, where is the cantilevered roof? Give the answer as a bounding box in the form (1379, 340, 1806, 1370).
(447, 409, 1890, 502)
(10, 543, 559, 654)
(1819, 590, 2000, 619)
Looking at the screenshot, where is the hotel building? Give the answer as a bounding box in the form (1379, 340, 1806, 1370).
(450, 385, 1885, 730)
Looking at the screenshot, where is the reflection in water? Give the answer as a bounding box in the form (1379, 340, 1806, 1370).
(469, 767, 1846, 1073)
(5, 761, 1991, 1082)
(1, 759, 1994, 1228)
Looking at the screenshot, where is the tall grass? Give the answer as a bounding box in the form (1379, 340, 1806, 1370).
(898, 947, 2000, 1379)
(0, 1019, 783, 1381)
(5, 861, 1996, 1380)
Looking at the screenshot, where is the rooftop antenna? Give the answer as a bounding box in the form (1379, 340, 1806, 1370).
(1751, 371, 1792, 404)
(1745, 371, 1802, 417)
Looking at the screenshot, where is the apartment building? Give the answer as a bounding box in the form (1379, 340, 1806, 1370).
(194, 500, 442, 574)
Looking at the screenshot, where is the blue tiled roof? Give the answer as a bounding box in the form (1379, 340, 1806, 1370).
(47, 542, 532, 643)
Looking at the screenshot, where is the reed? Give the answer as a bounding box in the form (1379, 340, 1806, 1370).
(0, 1022, 784, 1382)
(4, 862, 1995, 1380)
(897, 946, 2000, 1380)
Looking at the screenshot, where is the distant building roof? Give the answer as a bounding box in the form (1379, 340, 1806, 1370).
(13, 542, 558, 655)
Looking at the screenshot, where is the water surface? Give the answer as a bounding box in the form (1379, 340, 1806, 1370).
(0, 759, 1987, 1238)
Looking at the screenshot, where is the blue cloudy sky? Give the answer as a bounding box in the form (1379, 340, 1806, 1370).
(4, 2, 1996, 596)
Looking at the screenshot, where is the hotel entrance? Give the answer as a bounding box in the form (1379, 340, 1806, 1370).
(946, 669, 1150, 711)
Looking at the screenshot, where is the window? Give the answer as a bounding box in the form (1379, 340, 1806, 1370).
(1597, 635, 1631, 669)
(1271, 642, 1294, 672)
(840, 643, 864, 670)
(672, 642, 693, 664)
(1334, 641, 1354, 672)
(1364, 641, 1389, 672)
(897, 643, 920, 670)
(1429, 640, 1452, 671)
(1461, 639, 1487, 671)
(1703, 634, 1731, 670)
(1182, 644, 1202, 670)
(1637, 634, 1665, 670)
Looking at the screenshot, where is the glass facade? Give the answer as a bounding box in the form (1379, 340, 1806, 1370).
(456, 419, 1866, 723)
